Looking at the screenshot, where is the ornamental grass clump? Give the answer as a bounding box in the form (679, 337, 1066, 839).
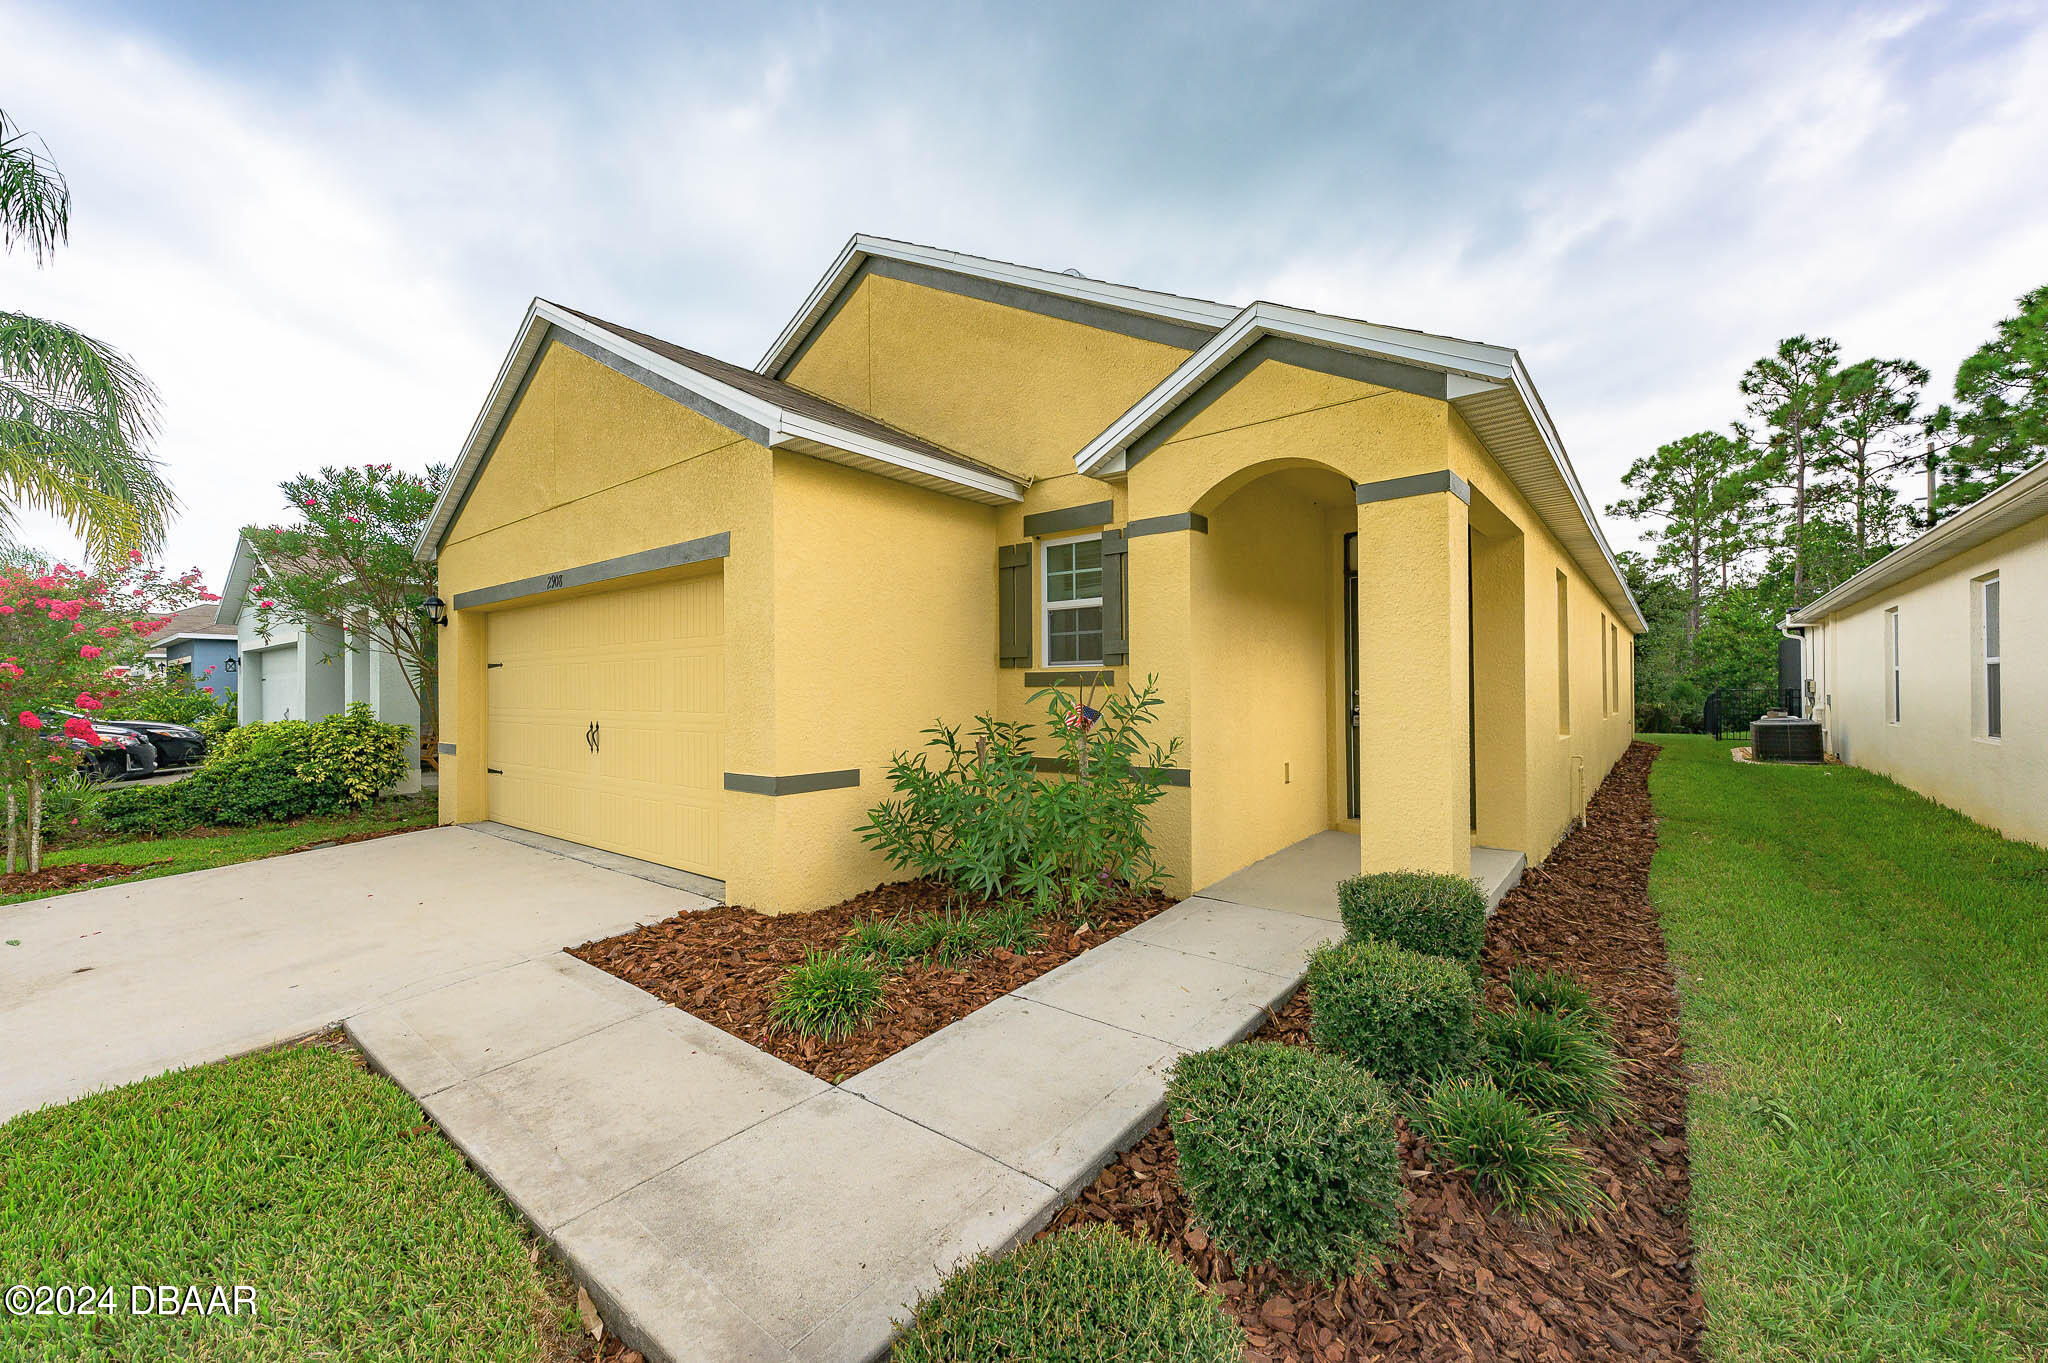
(1419, 1075, 1614, 1225)
(1306, 937, 1477, 1088)
(1475, 1005, 1629, 1130)
(768, 949, 884, 1040)
(1167, 1042, 1405, 1282)
(894, 1225, 1243, 1363)
(1507, 965, 1612, 1032)
(1336, 870, 1487, 980)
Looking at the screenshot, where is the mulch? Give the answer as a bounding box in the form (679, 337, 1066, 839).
(570, 880, 1177, 1083)
(0, 860, 170, 894)
(1043, 741, 1702, 1362)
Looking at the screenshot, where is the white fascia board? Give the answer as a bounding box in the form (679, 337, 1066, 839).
(1074, 302, 1517, 475)
(415, 299, 553, 562)
(767, 413, 1024, 503)
(216, 535, 259, 625)
(755, 233, 1240, 375)
(150, 631, 238, 647)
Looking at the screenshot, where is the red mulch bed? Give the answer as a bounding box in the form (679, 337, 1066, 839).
(571, 880, 1177, 1083)
(1044, 741, 1702, 1362)
(0, 859, 170, 894)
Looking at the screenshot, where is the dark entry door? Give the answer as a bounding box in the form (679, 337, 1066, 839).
(1344, 532, 1360, 820)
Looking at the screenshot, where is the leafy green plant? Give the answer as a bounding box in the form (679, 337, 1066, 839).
(894, 1224, 1244, 1363)
(1506, 965, 1610, 1031)
(843, 902, 1044, 973)
(1167, 1042, 1405, 1282)
(36, 769, 106, 838)
(1337, 870, 1487, 980)
(1419, 1076, 1614, 1225)
(1306, 937, 1477, 1087)
(303, 702, 411, 804)
(1475, 1006, 1629, 1130)
(768, 950, 885, 1040)
(860, 678, 1181, 920)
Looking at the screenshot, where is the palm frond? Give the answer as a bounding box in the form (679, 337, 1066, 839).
(0, 110, 70, 266)
(0, 311, 176, 558)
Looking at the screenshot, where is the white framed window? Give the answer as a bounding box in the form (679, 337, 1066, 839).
(1041, 533, 1104, 666)
(1976, 574, 2001, 740)
(1885, 607, 1902, 724)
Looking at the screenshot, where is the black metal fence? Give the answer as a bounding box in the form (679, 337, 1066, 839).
(1701, 685, 1803, 739)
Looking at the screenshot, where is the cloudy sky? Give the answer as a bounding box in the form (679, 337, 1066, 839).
(5, 0, 2046, 586)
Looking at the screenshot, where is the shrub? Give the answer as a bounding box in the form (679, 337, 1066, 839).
(1506, 965, 1610, 1031)
(1306, 937, 1477, 1087)
(895, 1224, 1243, 1363)
(97, 704, 412, 836)
(842, 902, 1044, 972)
(37, 770, 108, 839)
(1168, 1042, 1405, 1282)
(768, 950, 885, 1040)
(1419, 1076, 1613, 1225)
(1337, 870, 1487, 979)
(860, 677, 1181, 920)
(1474, 1006, 1629, 1130)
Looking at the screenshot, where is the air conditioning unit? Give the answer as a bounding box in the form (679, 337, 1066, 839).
(1750, 712, 1823, 763)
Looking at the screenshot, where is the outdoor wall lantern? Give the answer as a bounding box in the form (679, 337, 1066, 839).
(422, 594, 449, 628)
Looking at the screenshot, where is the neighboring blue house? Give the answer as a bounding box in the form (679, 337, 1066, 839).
(143, 604, 240, 700)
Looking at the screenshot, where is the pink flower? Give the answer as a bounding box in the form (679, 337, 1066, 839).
(62, 715, 97, 745)
(79, 645, 102, 660)
(201, 686, 214, 694)
(128, 549, 142, 561)
(97, 626, 120, 638)
(303, 498, 317, 508)
(75, 692, 101, 711)
(258, 599, 275, 609)
(0, 606, 12, 616)
(16, 711, 40, 730)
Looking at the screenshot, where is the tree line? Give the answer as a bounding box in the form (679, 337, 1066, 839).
(1609, 285, 2048, 729)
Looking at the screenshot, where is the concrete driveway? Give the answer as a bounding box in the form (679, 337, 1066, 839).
(0, 826, 708, 1122)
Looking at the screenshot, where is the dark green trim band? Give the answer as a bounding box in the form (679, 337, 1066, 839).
(1024, 670, 1115, 687)
(1128, 335, 1450, 466)
(1021, 500, 1114, 538)
(452, 531, 731, 610)
(437, 743, 457, 756)
(723, 769, 861, 796)
(1355, 470, 1471, 506)
(1125, 513, 1209, 538)
(1030, 755, 1190, 787)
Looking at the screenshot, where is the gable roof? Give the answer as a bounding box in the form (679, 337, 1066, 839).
(1788, 456, 2048, 626)
(415, 299, 1028, 558)
(141, 602, 236, 652)
(764, 237, 1638, 630)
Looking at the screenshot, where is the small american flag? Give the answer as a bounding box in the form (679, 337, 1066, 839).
(1065, 704, 1100, 732)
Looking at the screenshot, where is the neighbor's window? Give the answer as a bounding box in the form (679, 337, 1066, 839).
(1885, 606, 1902, 724)
(1043, 534, 1104, 665)
(1976, 573, 2001, 740)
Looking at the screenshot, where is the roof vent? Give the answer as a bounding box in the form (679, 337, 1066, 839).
(1061, 267, 1087, 278)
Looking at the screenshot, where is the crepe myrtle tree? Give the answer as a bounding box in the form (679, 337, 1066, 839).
(242, 462, 446, 752)
(0, 555, 211, 872)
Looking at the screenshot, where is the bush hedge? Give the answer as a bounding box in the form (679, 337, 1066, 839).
(1306, 937, 1477, 1087)
(1167, 1042, 1404, 1282)
(1474, 1005, 1629, 1130)
(1419, 1075, 1613, 1225)
(97, 704, 412, 836)
(894, 1225, 1243, 1363)
(1336, 870, 1488, 978)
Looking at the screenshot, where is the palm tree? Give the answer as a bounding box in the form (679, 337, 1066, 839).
(1, 109, 177, 558)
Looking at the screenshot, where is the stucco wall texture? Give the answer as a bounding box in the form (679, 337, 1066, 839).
(1808, 515, 2048, 847)
(436, 266, 1637, 912)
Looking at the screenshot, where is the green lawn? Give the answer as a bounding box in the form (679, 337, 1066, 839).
(0, 794, 439, 906)
(0, 1039, 583, 1362)
(1649, 735, 2048, 1362)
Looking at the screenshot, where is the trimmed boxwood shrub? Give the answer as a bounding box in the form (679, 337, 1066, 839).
(894, 1225, 1243, 1363)
(1167, 1042, 1404, 1282)
(1474, 1005, 1629, 1130)
(1419, 1075, 1613, 1225)
(1306, 937, 1477, 1087)
(1337, 870, 1487, 979)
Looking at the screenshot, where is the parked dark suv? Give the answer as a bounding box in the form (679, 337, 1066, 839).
(86, 716, 209, 769)
(39, 714, 159, 782)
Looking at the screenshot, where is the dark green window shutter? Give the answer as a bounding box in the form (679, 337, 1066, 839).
(999, 543, 1031, 668)
(1101, 529, 1128, 666)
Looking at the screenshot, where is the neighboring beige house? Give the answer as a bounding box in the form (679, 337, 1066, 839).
(1788, 457, 2047, 845)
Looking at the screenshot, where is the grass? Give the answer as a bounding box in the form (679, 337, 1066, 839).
(0, 1037, 585, 1362)
(1649, 734, 2048, 1361)
(0, 794, 438, 906)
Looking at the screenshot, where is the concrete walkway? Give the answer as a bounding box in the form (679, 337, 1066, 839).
(0, 827, 706, 1121)
(347, 893, 1343, 1363)
(1198, 830, 1527, 916)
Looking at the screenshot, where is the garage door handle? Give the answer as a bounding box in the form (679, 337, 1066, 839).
(586, 721, 600, 754)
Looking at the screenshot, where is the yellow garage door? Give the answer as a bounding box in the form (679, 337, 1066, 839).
(485, 570, 723, 877)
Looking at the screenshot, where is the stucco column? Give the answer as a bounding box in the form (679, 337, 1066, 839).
(1126, 524, 1197, 896)
(439, 605, 488, 825)
(1355, 476, 1471, 877)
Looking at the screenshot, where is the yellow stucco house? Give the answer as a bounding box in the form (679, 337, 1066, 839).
(418, 236, 1641, 912)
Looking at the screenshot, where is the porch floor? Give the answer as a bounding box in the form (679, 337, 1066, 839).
(1195, 831, 1527, 921)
